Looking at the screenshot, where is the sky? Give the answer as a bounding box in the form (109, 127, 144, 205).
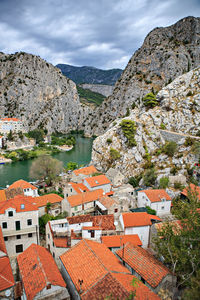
(0, 0, 200, 70)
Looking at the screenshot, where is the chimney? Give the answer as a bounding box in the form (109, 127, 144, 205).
(67, 229, 71, 247)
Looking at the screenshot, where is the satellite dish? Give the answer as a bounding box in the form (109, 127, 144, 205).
(114, 221, 118, 226)
(5, 290, 11, 296)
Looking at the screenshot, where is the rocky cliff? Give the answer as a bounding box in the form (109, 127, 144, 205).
(91, 67, 200, 179)
(80, 84, 114, 97)
(84, 16, 200, 136)
(0, 52, 89, 133)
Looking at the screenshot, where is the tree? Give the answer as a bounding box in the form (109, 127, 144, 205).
(143, 168, 157, 186)
(159, 176, 169, 188)
(28, 129, 44, 144)
(110, 148, 121, 160)
(65, 161, 78, 171)
(143, 92, 158, 108)
(46, 202, 52, 214)
(7, 130, 13, 141)
(30, 155, 63, 186)
(163, 141, 177, 157)
(192, 141, 200, 162)
(119, 119, 137, 147)
(153, 187, 200, 294)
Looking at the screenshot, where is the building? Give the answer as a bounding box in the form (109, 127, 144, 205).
(0, 118, 23, 133)
(8, 179, 39, 197)
(64, 182, 89, 198)
(181, 183, 200, 201)
(106, 168, 125, 187)
(17, 243, 69, 300)
(95, 195, 120, 216)
(60, 239, 159, 300)
(0, 227, 15, 300)
(101, 234, 142, 252)
(83, 174, 112, 194)
(0, 195, 39, 257)
(119, 212, 161, 248)
(116, 242, 176, 296)
(30, 193, 63, 217)
(0, 136, 4, 149)
(62, 189, 104, 216)
(137, 189, 171, 216)
(71, 165, 98, 183)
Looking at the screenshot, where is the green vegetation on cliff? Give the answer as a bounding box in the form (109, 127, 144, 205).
(77, 85, 105, 106)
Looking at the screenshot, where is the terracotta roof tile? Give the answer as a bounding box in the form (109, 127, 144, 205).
(1, 118, 21, 122)
(101, 234, 142, 248)
(82, 226, 102, 230)
(67, 214, 115, 231)
(0, 190, 7, 203)
(139, 189, 171, 203)
(8, 180, 37, 190)
(67, 189, 103, 207)
(116, 243, 170, 288)
(68, 182, 89, 194)
(73, 165, 97, 176)
(0, 257, 15, 292)
(17, 244, 65, 300)
(98, 195, 116, 209)
(181, 183, 200, 200)
(31, 194, 63, 207)
(122, 212, 161, 228)
(84, 175, 111, 188)
(0, 195, 38, 214)
(0, 226, 7, 255)
(53, 237, 68, 248)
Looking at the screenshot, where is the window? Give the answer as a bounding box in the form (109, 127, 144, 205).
(91, 230, 95, 238)
(8, 211, 13, 217)
(16, 235, 21, 239)
(27, 219, 32, 226)
(48, 234, 50, 239)
(21, 204, 25, 209)
(141, 277, 146, 284)
(16, 244, 23, 253)
(4, 237, 8, 241)
(70, 188, 73, 192)
(28, 233, 32, 238)
(2, 222, 7, 229)
(161, 206, 165, 210)
(114, 208, 118, 213)
(74, 206, 78, 211)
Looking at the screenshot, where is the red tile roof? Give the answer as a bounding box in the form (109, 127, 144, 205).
(101, 234, 142, 248)
(98, 195, 116, 209)
(73, 165, 97, 176)
(8, 180, 37, 190)
(0, 226, 7, 255)
(84, 175, 111, 188)
(116, 243, 170, 288)
(67, 189, 103, 207)
(0, 190, 7, 203)
(0, 257, 15, 292)
(139, 189, 171, 203)
(68, 182, 89, 194)
(181, 183, 200, 200)
(122, 212, 161, 228)
(32, 194, 63, 207)
(17, 244, 66, 300)
(53, 237, 68, 248)
(0, 195, 38, 214)
(82, 226, 102, 230)
(1, 118, 21, 122)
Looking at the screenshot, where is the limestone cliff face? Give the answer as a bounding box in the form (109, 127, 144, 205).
(84, 16, 200, 136)
(0, 52, 89, 133)
(80, 84, 114, 97)
(91, 67, 200, 178)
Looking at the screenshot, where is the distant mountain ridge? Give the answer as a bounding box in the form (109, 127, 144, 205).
(56, 64, 123, 85)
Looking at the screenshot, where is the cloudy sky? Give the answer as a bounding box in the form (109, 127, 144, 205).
(0, 0, 200, 69)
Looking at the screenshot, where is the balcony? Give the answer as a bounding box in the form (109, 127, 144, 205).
(3, 226, 37, 237)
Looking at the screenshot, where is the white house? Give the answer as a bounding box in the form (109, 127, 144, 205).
(8, 179, 39, 197)
(0, 195, 39, 258)
(83, 174, 112, 194)
(0, 136, 4, 149)
(137, 189, 171, 216)
(119, 212, 161, 248)
(0, 118, 23, 133)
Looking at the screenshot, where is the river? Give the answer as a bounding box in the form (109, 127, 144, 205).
(0, 135, 94, 188)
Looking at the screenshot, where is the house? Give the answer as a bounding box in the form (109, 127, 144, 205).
(46, 219, 81, 267)
(113, 183, 136, 209)
(106, 168, 125, 187)
(83, 174, 112, 194)
(60, 239, 159, 300)
(71, 165, 98, 183)
(30, 193, 63, 217)
(0, 226, 15, 300)
(95, 195, 120, 216)
(101, 234, 142, 252)
(62, 189, 104, 216)
(8, 179, 39, 197)
(64, 182, 89, 198)
(0, 195, 39, 257)
(137, 189, 171, 215)
(181, 183, 200, 201)
(0, 118, 23, 133)
(17, 243, 69, 300)
(119, 212, 161, 248)
(0, 136, 4, 149)
(116, 242, 176, 296)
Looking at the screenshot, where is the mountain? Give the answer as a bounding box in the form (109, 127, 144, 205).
(91, 67, 200, 179)
(0, 52, 90, 133)
(83, 16, 200, 137)
(56, 64, 123, 85)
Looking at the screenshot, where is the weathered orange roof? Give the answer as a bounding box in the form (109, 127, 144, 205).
(68, 182, 89, 194)
(32, 194, 63, 207)
(60, 239, 130, 294)
(73, 165, 97, 176)
(17, 244, 66, 300)
(139, 189, 171, 203)
(181, 183, 200, 200)
(0, 190, 7, 203)
(101, 234, 142, 248)
(98, 195, 116, 209)
(82, 226, 102, 230)
(84, 175, 111, 188)
(1, 117, 21, 122)
(67, 214, 115, 231)
(0, 226, 7, 255)
(53, 237, 68, 248)
(116, 243, 170, 288)
(67, 189, 103, 207)
(8, 180, 37, 190)
(122, 212, 161, 228)
(0, 195, 38, 214)
(0, 257, 15, 292)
